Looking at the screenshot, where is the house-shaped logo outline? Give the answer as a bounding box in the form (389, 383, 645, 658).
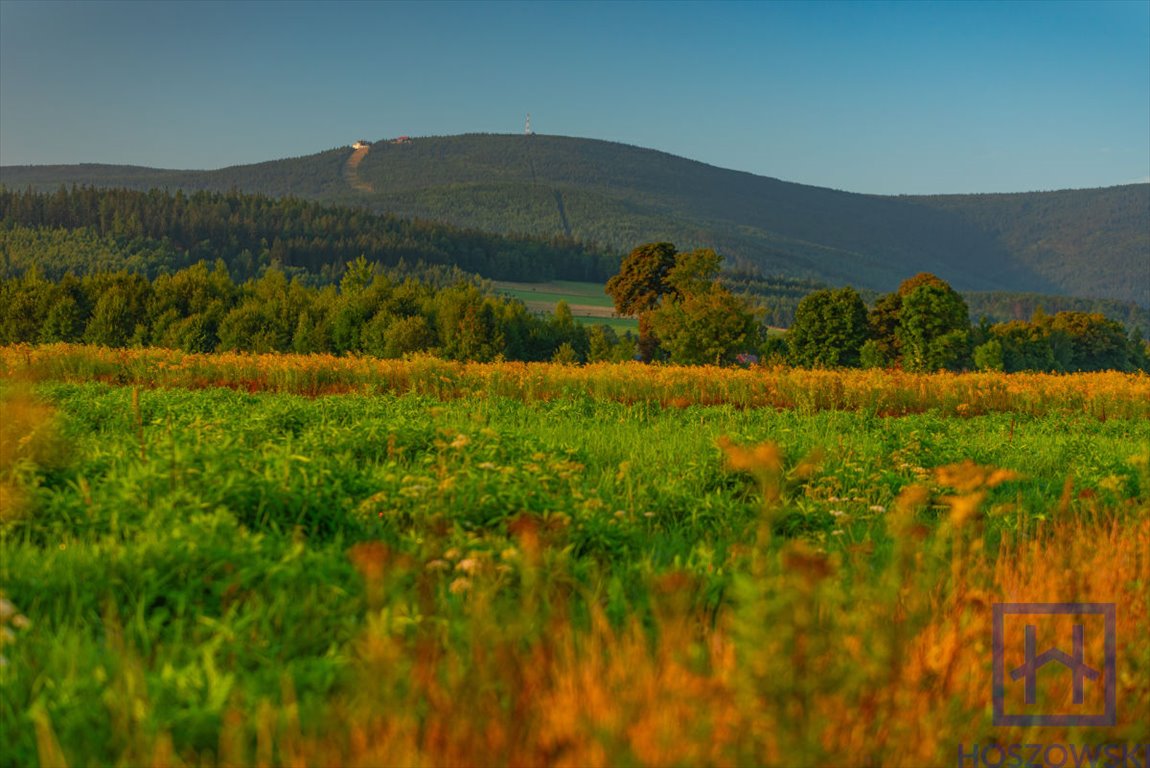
(993, 602, 1116, 727)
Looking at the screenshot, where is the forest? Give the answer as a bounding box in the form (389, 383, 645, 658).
(5, 134, 1147, 303)
(4, 186, 1146, 331)
(0, 186, 619, 283)
(0, 258, 628, 363)
(607, 244, 1148, 373)
(2, 250, 1145, 373)
(2, 187, 1146, 372)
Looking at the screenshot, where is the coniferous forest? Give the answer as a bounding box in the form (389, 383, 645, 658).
(0, 186, 619, 284)
(6, 135, 1147, 305)
(2, 186, 1147, 371)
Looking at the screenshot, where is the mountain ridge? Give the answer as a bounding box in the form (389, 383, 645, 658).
(3, 133, 1146, 305)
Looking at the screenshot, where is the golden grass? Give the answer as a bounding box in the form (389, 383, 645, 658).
(220, 514, 1146, 768)
(0, 384, 66, 522)
(10, 348, 1146, 766)
(3, 344, 1148, 418)
(43, 467, 1143, 767)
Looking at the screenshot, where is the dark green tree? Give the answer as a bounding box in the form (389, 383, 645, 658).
(646, 248, 760, 366)
(39, 293, 84, 343)
(897, 282, 971, 371)
(787, 287, 869, 368)
(649, 283, 759, 365)
(992, 320, 1061, 372)
(972, 339, 1005, 371)
(1047, 312, 1130, 371)
(84, 288, 135, 347)
(866, 291, 903, 366)
(382, 315, 435, 358)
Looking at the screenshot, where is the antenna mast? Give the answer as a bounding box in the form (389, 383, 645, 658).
(525, 113, 534, 136)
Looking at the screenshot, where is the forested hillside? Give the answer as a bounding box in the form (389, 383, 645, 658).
(0, 187, 617, 283)
(4, 187, 1146, 333)
(909, 186, 1150, 309)
(4, 134, 1146, 304)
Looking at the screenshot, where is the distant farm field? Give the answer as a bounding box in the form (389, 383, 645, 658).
(495, 279, 639, 332)
(2, 346, 1147, 766)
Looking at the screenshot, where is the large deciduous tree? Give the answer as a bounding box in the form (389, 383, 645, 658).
(787, 287, 869, 368)
(896, 279, 971, 371)
(866, 273, 971, 371)
(605, 242, 678, 360)
(606, 242, 759, 364)
(649, 283, 760, 365)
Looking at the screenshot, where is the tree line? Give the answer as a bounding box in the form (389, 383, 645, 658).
(0, 258, 637, 363)
(3, 241, 1147, 373)
(783, 273, 1148, 373)
(602, 242, 1147, 372)
(4, 185, 1145, 332)
(0, 186, 619, 283)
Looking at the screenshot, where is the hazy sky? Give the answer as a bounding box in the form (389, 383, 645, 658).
(1, 0, 1147, 194)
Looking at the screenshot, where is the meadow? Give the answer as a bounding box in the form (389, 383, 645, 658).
(1, 347, 1147, 766)
(494, 280, 639, 333)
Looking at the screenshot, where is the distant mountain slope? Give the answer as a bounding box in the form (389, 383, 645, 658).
(908, 187, 1150, 309)
(4, 134, 1146, 304)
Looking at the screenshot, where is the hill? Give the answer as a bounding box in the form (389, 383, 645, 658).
(0, 187, 617, 283)
(3, 134, 1147, 304)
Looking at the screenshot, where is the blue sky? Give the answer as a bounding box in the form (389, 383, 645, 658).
(1, 0, 1147, 194)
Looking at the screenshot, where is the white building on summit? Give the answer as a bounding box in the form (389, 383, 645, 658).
(352, 140, 371, 150)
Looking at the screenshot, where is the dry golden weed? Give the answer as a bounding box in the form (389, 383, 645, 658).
(207, 512, 1146, 768)
(0, 385, 66, 521)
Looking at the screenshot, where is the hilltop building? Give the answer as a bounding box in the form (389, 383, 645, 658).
(352, 140, 371, 150)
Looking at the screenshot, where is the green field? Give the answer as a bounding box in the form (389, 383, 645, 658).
(2, 377, 1147, 765)
(494, 280, 616, 306)
(495, 279, 639, 333)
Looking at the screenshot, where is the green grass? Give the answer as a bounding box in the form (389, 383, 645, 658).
(1, 382, 1146, 765)
(495, 280, 616, 305)
(495, 279, 639, 332)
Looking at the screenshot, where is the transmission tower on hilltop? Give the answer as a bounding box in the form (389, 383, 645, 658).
(524, 113, 534, 136)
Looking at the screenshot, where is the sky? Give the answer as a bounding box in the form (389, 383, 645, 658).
(1, 0, 1147, 195)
